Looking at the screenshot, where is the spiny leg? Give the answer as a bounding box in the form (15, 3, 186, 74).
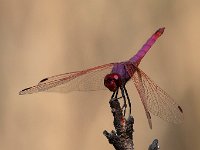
(111, 88, 119, 100)
(124, 86, 131, 115)
(120, 86, 127, 116)
(111, 91, 116, 100)
(115, 88, 119, 99)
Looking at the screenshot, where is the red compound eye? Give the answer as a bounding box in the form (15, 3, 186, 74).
(104, 73, 122, 92)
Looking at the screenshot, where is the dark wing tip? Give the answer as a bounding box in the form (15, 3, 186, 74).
(19, 87, 31, 95)
(39, 77, 48, 83)
(178, 105, 183, 113)
(19, 77, 49, 95)
(146, 111, 153, 129)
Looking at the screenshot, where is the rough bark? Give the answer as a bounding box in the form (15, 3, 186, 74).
(103, 98, 159, 150)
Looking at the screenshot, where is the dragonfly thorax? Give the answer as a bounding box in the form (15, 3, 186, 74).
(104, 73, 122, 92)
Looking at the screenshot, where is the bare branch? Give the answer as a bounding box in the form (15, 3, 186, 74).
(103, 97, 159, 150)
(103, 98, 134, 150)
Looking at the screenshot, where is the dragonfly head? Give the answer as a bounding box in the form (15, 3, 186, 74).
(104, 73, 122, 92)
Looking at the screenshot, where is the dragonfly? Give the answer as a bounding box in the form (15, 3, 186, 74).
(19, 27, 183, 129)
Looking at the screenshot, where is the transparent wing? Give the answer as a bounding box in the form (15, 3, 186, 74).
(19, 63, 114, 95)
(125, 62, 184, 124)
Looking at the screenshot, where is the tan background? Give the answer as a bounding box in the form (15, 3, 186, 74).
(0, 0, 200, 150)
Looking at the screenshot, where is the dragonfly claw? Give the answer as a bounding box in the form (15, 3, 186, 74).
(122, 103, 127, 116)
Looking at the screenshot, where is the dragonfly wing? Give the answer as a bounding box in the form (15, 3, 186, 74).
(125, 63, 184, 126)
(19, 63, 114, 95)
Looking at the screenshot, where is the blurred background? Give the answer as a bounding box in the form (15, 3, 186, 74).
(0, 0, 200, 150)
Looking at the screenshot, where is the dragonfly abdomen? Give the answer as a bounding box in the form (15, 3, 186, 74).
(130, 28, 165, 65)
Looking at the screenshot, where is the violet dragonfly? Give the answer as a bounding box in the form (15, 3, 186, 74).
(19, 28, 183, 129)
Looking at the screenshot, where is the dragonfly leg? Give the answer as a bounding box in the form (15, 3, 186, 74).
(124, 86, 131, 115)
(120, 86, 127, 116)
(115, 88, 119, 99)
(111, 88, 119, 100)
(111, 91, 116, 100)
